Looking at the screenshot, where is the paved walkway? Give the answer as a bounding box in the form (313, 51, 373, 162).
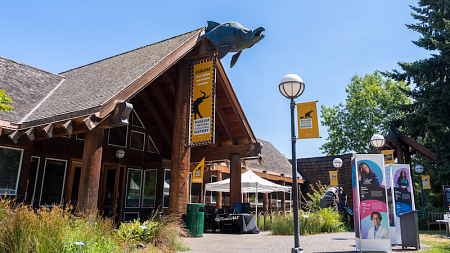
(181, 231, 431, 253)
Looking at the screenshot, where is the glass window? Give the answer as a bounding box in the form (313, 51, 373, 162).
(24, 156, 40, 205)
(130, 131, 145, 151)
(108, 126, 128, 147)
(211, 175, 217, 203)
(248, 193, 263, 205)
(148, 136, 159, 154)
(40, 159, 67, 206)
(123, 212, 139, 222)
(285, 192, 291, 212)
(125, 169, 142, 208)
(131, 110, 145, 128)
(163, 169, 170, 208)
(0, 146, 24, 195)
(142, 169, 157, 208)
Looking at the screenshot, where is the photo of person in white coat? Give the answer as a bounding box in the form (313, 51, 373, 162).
(367, 211, 389, 239)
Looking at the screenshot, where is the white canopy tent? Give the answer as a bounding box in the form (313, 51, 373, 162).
(204, 170, 292, 214)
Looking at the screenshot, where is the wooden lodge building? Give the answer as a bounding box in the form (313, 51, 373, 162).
(0, 27, 302, 222)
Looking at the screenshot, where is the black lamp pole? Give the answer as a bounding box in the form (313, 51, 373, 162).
(290, 98, 302, 252)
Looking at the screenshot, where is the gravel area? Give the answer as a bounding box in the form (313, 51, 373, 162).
(181, 231, 431, 253)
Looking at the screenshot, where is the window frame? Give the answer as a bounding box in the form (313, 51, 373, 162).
(39, 158, 68, 207)
(248, 192, 263, 205)
(29, 156, 41, 206)
(123, 212, 140, 223)
(0, 145, 24, 196)
(107, 125, 128, 148)
(125, 168, 143, 208)
(141, 169, 157, 209)
(148, 135, 160, 154)
(163, 169, 171, 208)
(131, 109, 145, 129)
(76, 133, 85, 141)
(210, 175, 217, 204)
(129, 130, 145, 151)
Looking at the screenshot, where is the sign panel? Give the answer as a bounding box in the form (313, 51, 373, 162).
(192, 158, 205, 183)
(329, 171, 338, 186)
(355, 154, 391, 252)
(385, 165, 397, 244)
(351, 155, 361, 249)
(296, 101, 319, 139)
(391, 164, 415, 216)
(443, 185, 450, 212)
(422, 175, 431, 189)
(190, 57, 216, 146)
(381, 150, 394, 164)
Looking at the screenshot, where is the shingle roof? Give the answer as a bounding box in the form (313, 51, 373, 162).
(2, 28, 202, 128)
(247, 138, 301, 178)
(0, 57, 65, 124)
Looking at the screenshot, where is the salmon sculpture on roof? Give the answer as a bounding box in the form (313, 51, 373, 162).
(203, 21, 265, 68)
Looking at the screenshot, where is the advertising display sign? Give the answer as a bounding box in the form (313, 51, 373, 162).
(351, 155, 361, 249)
(190, 57, 216, 146)
(296, 101, 319, 139)
(329, 171, 338, 186)
(355, 154, 391, 252)
(443, 185, 450, 212)
(422, 175, 431, 189)
(192, 158, 205, 183)
(385, 165, 397, 244)
(381, 150, 394, 164)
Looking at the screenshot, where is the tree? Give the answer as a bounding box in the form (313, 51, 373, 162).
(320, 71, 411, 155)
(0, 90, 13, 112)
(387, 1, 450, 184)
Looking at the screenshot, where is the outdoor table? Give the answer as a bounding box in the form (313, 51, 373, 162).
(436, 220, 450, 238)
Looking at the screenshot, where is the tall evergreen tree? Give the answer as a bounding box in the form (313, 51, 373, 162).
(387, 0, 450, 184)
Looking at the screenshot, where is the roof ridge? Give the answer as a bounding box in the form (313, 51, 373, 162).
(59, 28, 204, 75)
(0, 56, 65, 78)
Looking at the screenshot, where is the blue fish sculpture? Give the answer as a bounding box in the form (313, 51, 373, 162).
(203, 21, 265, 68)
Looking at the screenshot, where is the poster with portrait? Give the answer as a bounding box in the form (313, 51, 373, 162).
(355, 154, 391, 252)
(351, 155, 361, 250)
(385, 165, 397, 244)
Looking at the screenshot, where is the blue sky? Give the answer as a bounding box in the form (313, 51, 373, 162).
(0, 1, 431, 159)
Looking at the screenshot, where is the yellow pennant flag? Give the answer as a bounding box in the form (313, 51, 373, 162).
(422, 175, 431, 189)
(329, 171, 338, 186)
(381, 150, 394, 164)
(192, 157, 205, 183)
(297, 101, 319, 139)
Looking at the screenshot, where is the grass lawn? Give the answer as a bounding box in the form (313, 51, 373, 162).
(419, 230, 450, 252)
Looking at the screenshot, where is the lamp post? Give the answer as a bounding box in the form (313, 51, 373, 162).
(333, 157, 343, 212)
(115, 149, 125, 163)
(279, 74, 305, 253)
(370, 134, 385, 153)
(415, 164, 425, 210)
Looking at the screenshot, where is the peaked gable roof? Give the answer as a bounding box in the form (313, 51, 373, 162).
(0, 57, 65, 125)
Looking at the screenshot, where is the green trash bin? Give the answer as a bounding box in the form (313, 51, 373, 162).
(186, 203, 205, 237)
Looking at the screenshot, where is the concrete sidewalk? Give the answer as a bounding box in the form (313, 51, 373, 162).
(181, 231, 431, 253)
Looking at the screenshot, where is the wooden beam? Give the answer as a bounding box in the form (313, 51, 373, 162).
(25, 127, 35, 141)
(43, 123, 54, 138)
(62, 120, 73, 135)
(190, 143, 262, 163)
(229, 153, 242, 204)
(163, 71, 176, 97)
(216, 102, 237, 145)
(152, 84, 174, 124)
(138, 91, 172, 146)
(8, 130, 21, 144)
(398, 131, 436, 161)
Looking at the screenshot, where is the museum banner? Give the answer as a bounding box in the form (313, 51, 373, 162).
(381, 150, 394, 164)
(329, 171, 338, 186)
(296, 101, 319, 139)
(192, 158, 205, 183)
(355, 154, 391, 252)
(422, 175, 431, 189)
(190, 57, 216, 146)
(390, 164, 415, 245)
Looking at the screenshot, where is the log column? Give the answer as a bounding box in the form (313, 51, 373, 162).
(169, 55, 191, 215)
(215, 171, 222, 209)
(76, 129, 104, 214)
(396, 142, 404, 164)
(229, 153, 241, 205)
(263, 193, 269, 212)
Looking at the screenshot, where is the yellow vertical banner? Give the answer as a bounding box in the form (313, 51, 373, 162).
(192, 158, 205, 183)
(422, 175, 431, 189)
(296, 101, 319, 139)
(191, 57, 215, 146)
(381, 150, 394, 164)
(329, 171, 338, 186)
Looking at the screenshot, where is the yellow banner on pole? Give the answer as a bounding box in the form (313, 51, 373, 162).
(191, 57, 215, 146)
(329, 171, 338, 186)
(381, 150, 394, 164)
(192, 157, 205, 183)
(422, 175, 431, 189)
(296, 101, 319, 139)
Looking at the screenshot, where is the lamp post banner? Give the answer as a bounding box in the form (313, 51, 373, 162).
(329, 171, 338, 186)
(381, 150, 394, 164)
(296, 101, 319, 139)
(355, 154, 391, 252)
(422, 175, 431, 189)
(190, 57, 216, 146)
